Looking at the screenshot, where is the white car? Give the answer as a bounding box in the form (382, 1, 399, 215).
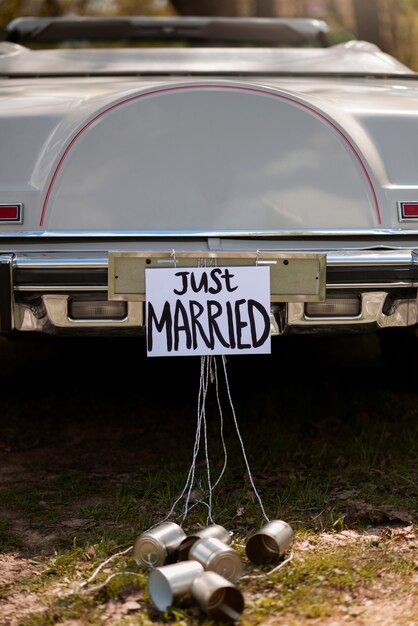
(0, 17, 417, 348)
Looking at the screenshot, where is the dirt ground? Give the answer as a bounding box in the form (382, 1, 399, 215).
(0, 333, 417, 625)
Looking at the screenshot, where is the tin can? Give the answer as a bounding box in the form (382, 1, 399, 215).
(245, 520, 294, 565)
(148, 560, 204, 611)
(133, 522, 186, 568)
(178, 524, 232, 561)
(189, 537, 243, 583)
(191, 571, 244, 622)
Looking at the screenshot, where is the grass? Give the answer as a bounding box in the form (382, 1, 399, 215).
(15, 535, 417, 626)
(248, 542, 417, 619)
(0, 334, 417, 624)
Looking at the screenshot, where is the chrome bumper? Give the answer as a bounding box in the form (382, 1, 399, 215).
(287, 292, 418, 329)
(1, 249, 418, 334)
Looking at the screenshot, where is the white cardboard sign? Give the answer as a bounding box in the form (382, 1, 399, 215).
(146, 266, 271, 357)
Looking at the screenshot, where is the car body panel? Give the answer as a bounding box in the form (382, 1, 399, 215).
(0, 18, 418, 336)
(2, 72, 418, 234)
(38, 82, 380, 231)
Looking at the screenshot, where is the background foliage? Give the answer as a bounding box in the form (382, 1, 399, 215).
(0, 0, 417, 68)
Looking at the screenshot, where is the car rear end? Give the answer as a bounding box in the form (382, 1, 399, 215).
(1, 17, 418, 340)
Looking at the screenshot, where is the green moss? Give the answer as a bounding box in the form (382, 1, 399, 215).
(248, 541, 416, 622)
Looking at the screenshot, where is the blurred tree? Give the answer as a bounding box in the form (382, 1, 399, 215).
(113, 0, 174, 16)
(255, 0, 275, 16)
(0, 0, 23, 25)
(38, 0, 67, 16)
(352, 0, 381, 47)
(0, 0, 173, 23)
(171, 0, 239, 16)
(379, 0, 418, 67)
(325, 0, 351, 26)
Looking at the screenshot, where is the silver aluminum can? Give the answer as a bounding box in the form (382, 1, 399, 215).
(133, 522, 186, 568)
(148, 560, 204, 611)
(178, 525, 232, 561)
(191, 571, 244, 622)
(246, 520, 294, 565)
(189, 537, 243, 583)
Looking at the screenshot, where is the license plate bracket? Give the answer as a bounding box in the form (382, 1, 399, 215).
(108, 251, 326, 302)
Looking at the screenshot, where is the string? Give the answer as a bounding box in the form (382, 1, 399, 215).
(82, 552, 293, 594)
(81, 571, 143, 595)
(182, 355, 209, 522)
(80, 546, 133, 588)
(201, 355, 229, 524)
(163, 356, 205, 524)
(212, 356, 228, 490)
(183, 354, 269, 525)
(81, 550, 293, 594)
(81, 353, 272, 590)
(221, 355, 270, 524)
(168, 355, 228, 524)
(132, 353, 215, 527)
(184, 353, 230, 525)
(202, 359, 214, 524)
(80, 358, 208, 590)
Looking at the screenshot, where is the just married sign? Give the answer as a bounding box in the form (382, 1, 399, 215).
(146, 266, 271, 356)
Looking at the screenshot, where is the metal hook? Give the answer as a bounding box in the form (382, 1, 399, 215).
(171, 249, 177, 268)
(255, 250, 260, 266)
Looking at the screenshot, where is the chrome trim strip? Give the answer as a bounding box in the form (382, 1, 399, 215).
(11, 250, 418, 293)
(0, 203, 23, 225)
(14, 283, 416, 292)
(9, 255, 14, 329)
(0, 254, 14, 329)
(3, 228, 418, 238)
(14, 258, 108, 269)
(329, 281, 416, 289)
(13, 249, 416, 268)
(398, 201, 418, 223)
(326, 250, 415, 265)
(14, 285, 107, 292)
(12, 249, 417, 270)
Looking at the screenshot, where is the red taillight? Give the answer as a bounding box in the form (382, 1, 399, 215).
(0, 204, 21, 222)
(400, 202, 418, 220)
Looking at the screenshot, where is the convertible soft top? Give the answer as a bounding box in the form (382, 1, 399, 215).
(0, 40, 411, 76)
(6, 16, 330, 47)
(1, 16, 411, 77)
